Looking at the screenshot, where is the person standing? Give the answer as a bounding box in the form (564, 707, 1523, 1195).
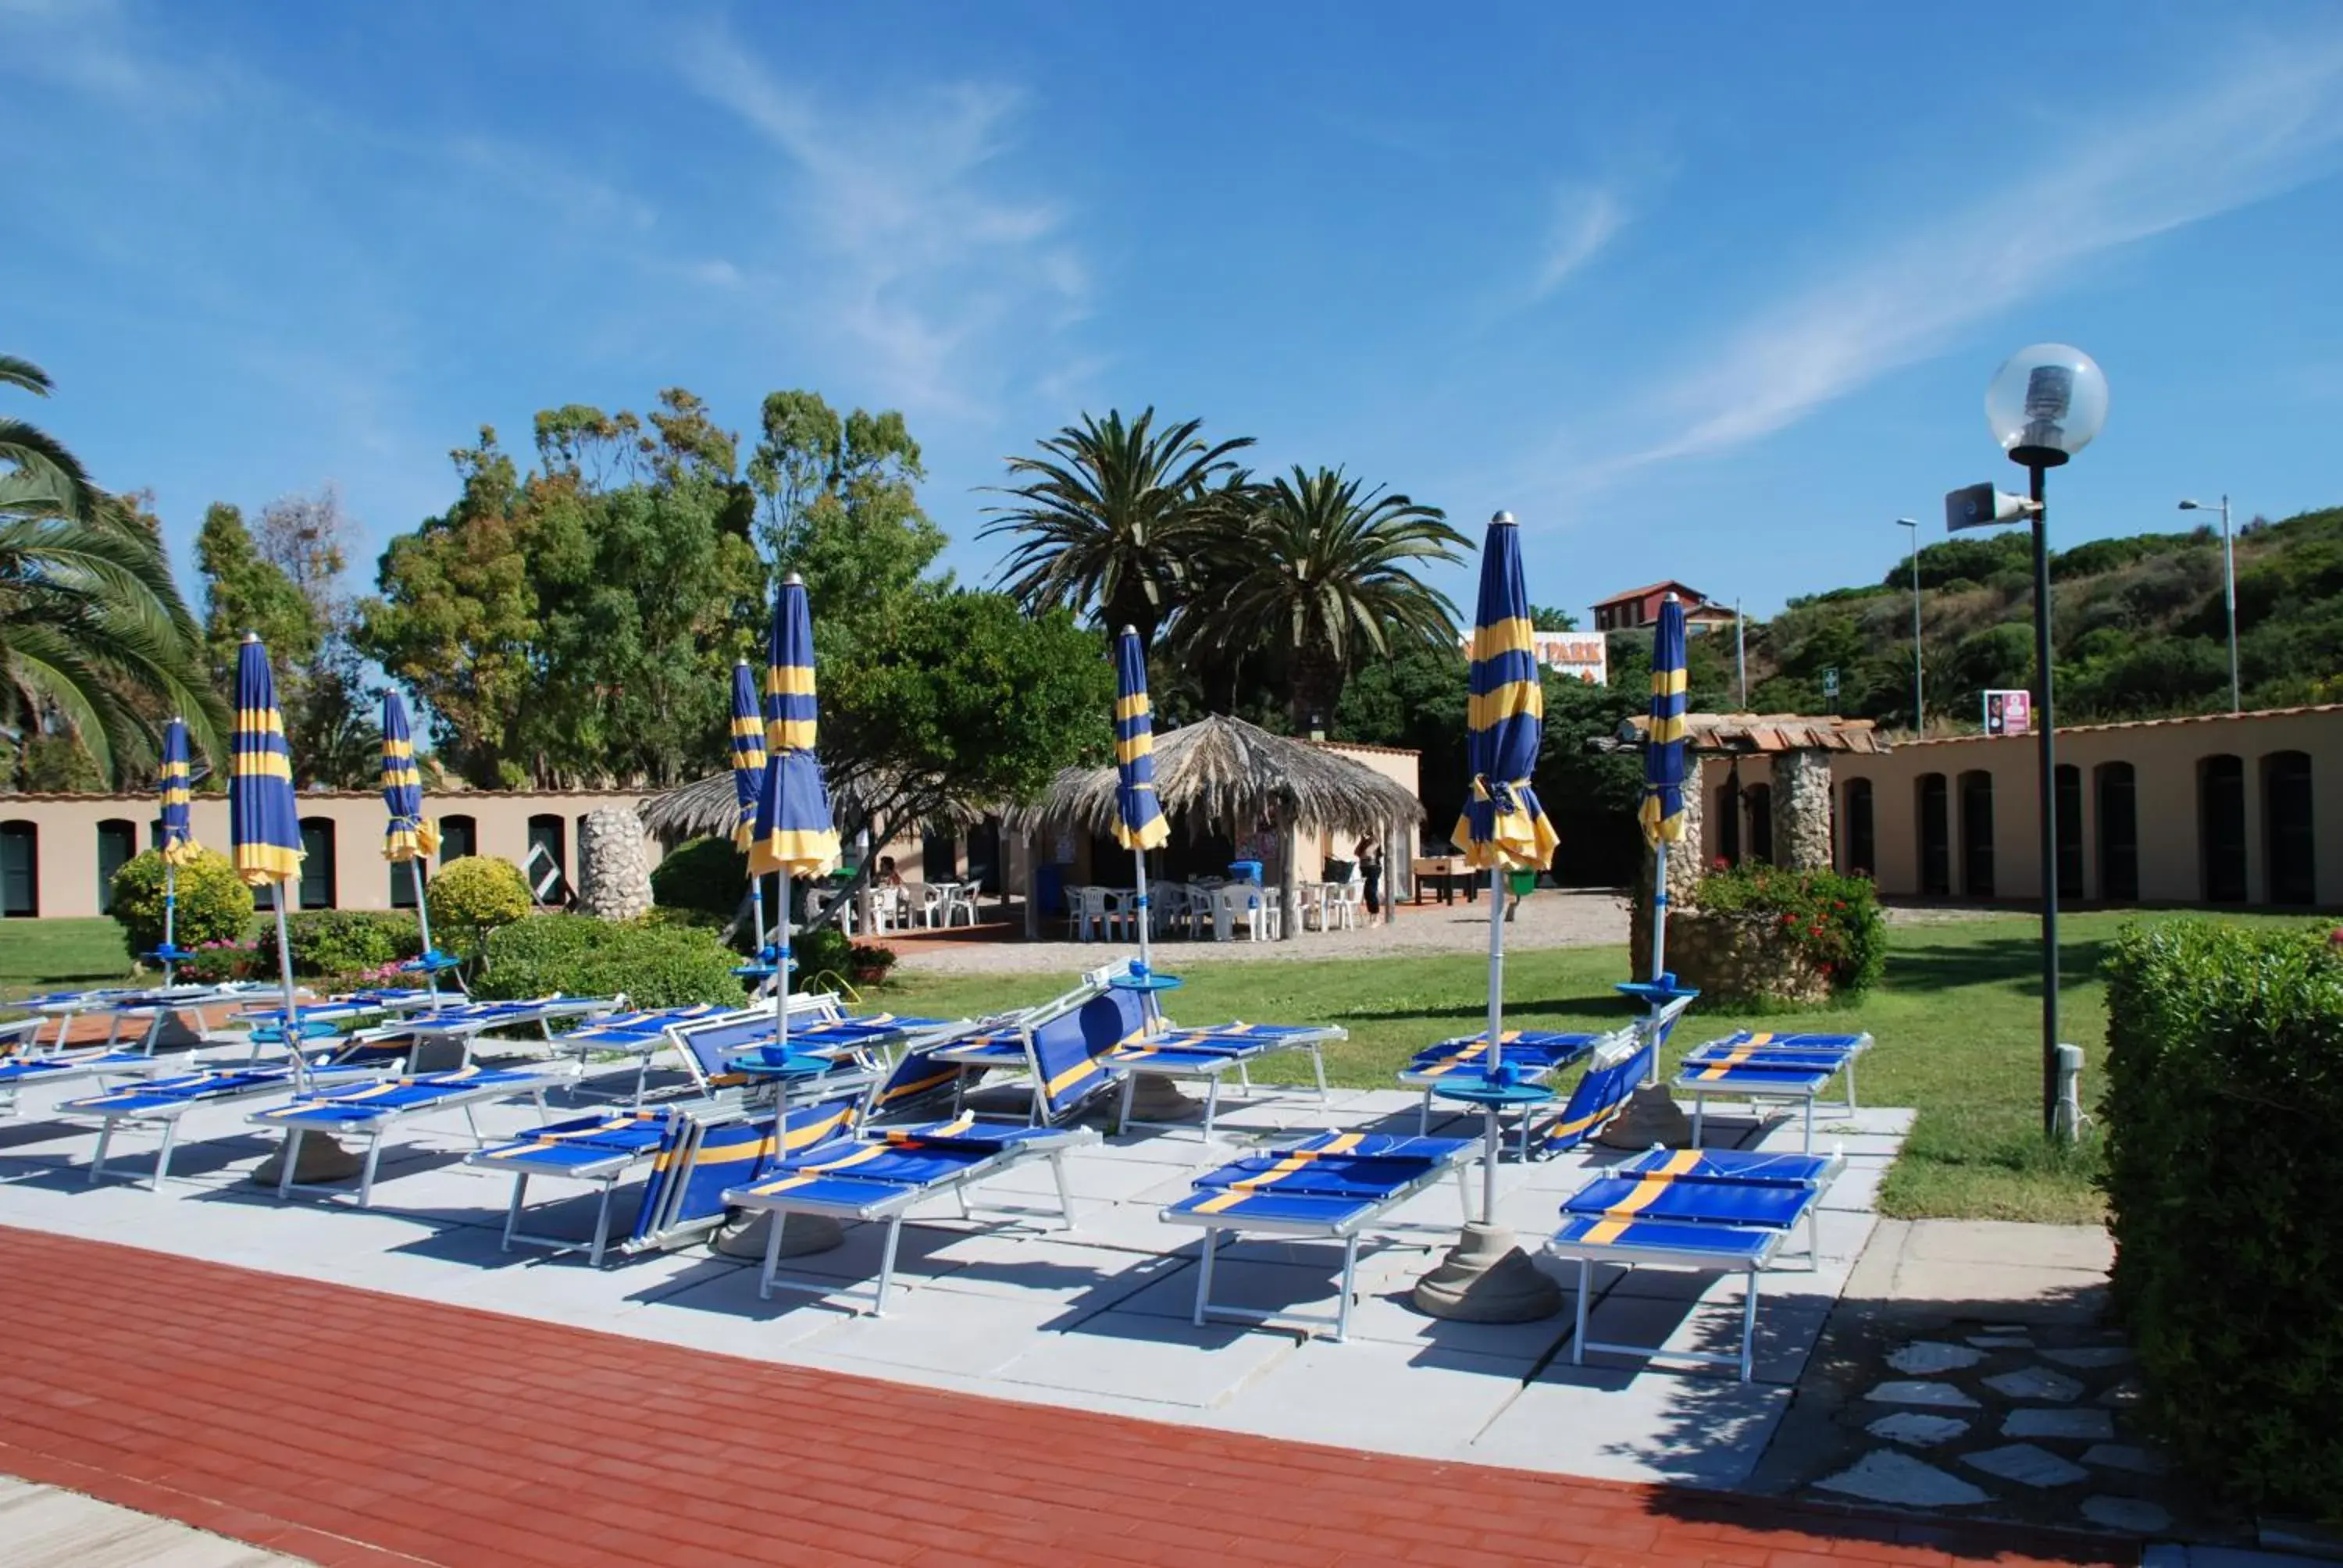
(1354, 835, 1383, 922)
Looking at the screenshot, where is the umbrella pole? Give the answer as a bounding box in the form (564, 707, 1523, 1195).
(271, 892, 304, 1095)
(1132, 846, 1153, 974)
(751, 875, 767, 958)
(162, 861, 177, 989)
(1649, 839, 1668, 984)
(773, 868, 790, 1111)
(1482, 862, 1505, 1221)
(412, 859, 440, 1004)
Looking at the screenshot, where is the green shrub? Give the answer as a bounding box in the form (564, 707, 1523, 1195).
(255, 911, 423, 978)
(1694, 862, 1887, 993)
(473, 914, 746, 1010)
(650, 836, 748, 918)
(107, 848, 255, 963)
(2101, 921, 2343, 1513)
(426, 856, 532, 957)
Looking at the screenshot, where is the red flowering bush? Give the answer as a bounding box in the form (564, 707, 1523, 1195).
(1696, 864, 1887, 993)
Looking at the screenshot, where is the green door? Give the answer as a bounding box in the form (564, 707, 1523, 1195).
(298, 819, 337, 909)
(97, 819, 137, 913)
(0, 823, 37, 917)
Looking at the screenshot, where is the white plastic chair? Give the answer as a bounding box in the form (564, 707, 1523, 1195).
(1214, 882, 1278, 943)
(1327, 878, 1364, 931)
(941, 883, 980, 928)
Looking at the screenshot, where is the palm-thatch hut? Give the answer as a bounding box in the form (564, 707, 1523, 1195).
(1015, 714, 1423, 940)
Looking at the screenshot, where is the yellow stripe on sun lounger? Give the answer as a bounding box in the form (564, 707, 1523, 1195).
(480, 1115, 650, 1159)
(1695, 1043, 1761, 1081)
(1191, 1133, 1365, 1215)
(1581, 1151, 1703, 1243)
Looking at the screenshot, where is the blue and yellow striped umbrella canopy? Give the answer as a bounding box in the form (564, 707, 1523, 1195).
(380, 690, 439, 864)
(1452, 512, 1559, 871)
(157, 717, 201, 866)
(1112, 628, 1169, 852)
(729, 661, 768, 853)
(749, 575, 840, 878)
(1639, 595, 1689, 846)
(230, 634, 303, 887)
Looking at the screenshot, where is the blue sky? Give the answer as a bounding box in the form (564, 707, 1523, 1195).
(10, 1, 2343, 622)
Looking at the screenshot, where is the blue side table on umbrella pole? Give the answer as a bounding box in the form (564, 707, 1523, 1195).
(1430, 1061, 1556, 1177)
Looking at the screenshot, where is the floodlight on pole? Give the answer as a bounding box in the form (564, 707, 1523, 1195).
(1896, 519, 1922, 731)
(2179, 497, 2240, 714)
(1982, 343, 2107, 1142)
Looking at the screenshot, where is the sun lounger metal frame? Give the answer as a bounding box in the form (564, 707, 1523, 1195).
(246, 1063, 572, 1206)
(1546, 1145, 1845, 1380)
(551, 997, 830, 1106)
(1675, 1031, 1873, 1154)
(62, 1053, 401, 1192)
(723, 1117, 1100, 1314)
(895, 962, 1145, 1126)
(344, 994, 620, 1075)
(1161, 1132, 1482, 1342)
(1397, 1028, 1602, 1137)
(1104, 1021, 1342, 1141)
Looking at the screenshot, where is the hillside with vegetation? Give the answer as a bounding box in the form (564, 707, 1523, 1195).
(1738, 502, 2343, 730)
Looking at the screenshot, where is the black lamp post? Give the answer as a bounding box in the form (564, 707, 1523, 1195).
(1984, 344, 2109, 1139)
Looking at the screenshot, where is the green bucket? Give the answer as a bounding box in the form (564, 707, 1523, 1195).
(1507, 870, 1539, 898)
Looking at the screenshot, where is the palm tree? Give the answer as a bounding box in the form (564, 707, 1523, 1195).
(982, 408, 1253, 646)
(2, 355, 223, 781)
(1176, 466, 1468, 731)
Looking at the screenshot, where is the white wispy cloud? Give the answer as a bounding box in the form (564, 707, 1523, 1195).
(1532, 184, 1627, 298)
(675, 27, 1088, 416)
(1608, 37, 2343, 474)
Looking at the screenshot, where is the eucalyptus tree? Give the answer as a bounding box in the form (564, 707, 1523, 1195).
(983, 408, 1253, 647)
(1177, 465, 1467, 732)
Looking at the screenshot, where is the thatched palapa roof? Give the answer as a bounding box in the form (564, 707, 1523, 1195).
(1016, 715, 1422, 841)
(634, 767, 973, 843)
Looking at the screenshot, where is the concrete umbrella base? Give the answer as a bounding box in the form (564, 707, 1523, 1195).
(1121, 1075, 1202, 1124)
(1597, 1084, 1696, 1149)
(713, 1210, 846, 1261)
(1411, 1221, 1564, 1322)
(251, 1135, 363, 1188)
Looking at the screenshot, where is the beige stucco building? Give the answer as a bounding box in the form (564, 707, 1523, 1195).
(0, 788, 666, 921)
(1699, 704, 2338, 907)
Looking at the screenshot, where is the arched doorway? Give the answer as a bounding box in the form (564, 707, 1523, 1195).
(2054, 764, 2082, 902)
(0, 821, 37, 916)
(1745, 784, 1774, 866)
(2199, 755, 2247, 903)
(2095, 763, 2137, 900)
(97, 818, 138, 913)
(527, 814, 569, 903)
(2263, 751, 2315, 907)
(1714, 782, 1741, 864)
(1917, 774, 1949, 896)
(1841, 779, 1875, 878)
(438, 814, 476, 864)
(298, 818, 338, 910)
(1958, 770, 1995, 897)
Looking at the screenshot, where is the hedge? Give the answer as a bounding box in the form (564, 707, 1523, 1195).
(1692, 862, 1887, 994)
(473, 914, 747, 1011)
(255, 911, 424, 979)
(649, 836, 747, 919)
(2101, 920, 2343, 1513)
(107, 848, 255, 962)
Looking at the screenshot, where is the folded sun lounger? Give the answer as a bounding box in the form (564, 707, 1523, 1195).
(247, 1063, 569, 1206)
(723, 1110, 1098, 1313)
(1102, 1020, 1341, 1140)
(880, 963, 1151, 1125)
(1674, 1031, 1872, 1153)
(1546, 1144, 1844, 1380)
(1160, 1131, 1481, 1341)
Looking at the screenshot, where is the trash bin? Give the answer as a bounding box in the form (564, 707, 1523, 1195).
(1034, 862, 1068, 918)
(1229, 860, 1264, 885)
(1507, 870, 1539, 900)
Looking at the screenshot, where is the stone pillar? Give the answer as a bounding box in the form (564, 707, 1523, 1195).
(577, 807, 654, 921)
(1627, 779, 1703, 975)
(1773, 750, 1835, 872)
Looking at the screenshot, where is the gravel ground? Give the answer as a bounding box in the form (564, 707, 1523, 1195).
(890, 887, 1633, 975)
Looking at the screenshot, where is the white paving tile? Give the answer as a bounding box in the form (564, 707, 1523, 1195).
(1985, 1366, 2084, 1402)
(1888, 1341, 1985, 1375)
(1865, 1379, 1981, 1408)
(1218, 1337, 1532, 1458)
(989, 1310, 1298, 1409)
(1473, 1366, 1791, 1487)
(2083, 1442, 2168, 1476)
(1866, 1412, 1970, 1447)
(2081, 1495, 2172, 1532)
(1963, 1442, 2091, 1488)
(2002, 1406, 2116, 1441)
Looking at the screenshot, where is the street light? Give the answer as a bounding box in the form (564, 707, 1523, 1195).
(2178, 496, 2240, 713)
(1984, 344, 2109, 1140)
(1896, 519, 1922, 730)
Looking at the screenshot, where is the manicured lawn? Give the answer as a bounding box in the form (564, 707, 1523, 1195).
(11, 907, 2322, 1224)
(887, 908, 2321, 1226)
(1, 918, 136, 993)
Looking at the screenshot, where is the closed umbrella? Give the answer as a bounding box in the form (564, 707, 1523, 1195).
(231, 634, 309, 1088)
(380, 691, 452, 1003)
(1413, 511, 1563, 1325)
(1111, 627, 1176, 992)
(152, 717, 201, 985)
(1639, 593, 1689, 985)
(747, 575, 840, 1075)
(729, 660, 770, 954)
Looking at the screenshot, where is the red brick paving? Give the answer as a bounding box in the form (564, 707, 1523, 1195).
(0, 1224, 2131, 1567)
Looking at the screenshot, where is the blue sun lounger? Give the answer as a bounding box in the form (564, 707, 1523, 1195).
(723, 1110, 1098, 1313)
(345, 994, 619, 1074)
(879, 964, 1151, 1125)
(1102, 1020, 1340, 1140)
(1546, 1144, 1844, 1379)
(16, 982, 269, 1053)
(1160, 1131, 1482, 1341)
(58, 1046, 398, 1190)
(551, 1001, 798, 1105)
(1674, 1031, 1873, 1153)
(1398, 1028, 1604, 1135)
(0, 984, 297, 1117)
(246, 1063, 569, 1206)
